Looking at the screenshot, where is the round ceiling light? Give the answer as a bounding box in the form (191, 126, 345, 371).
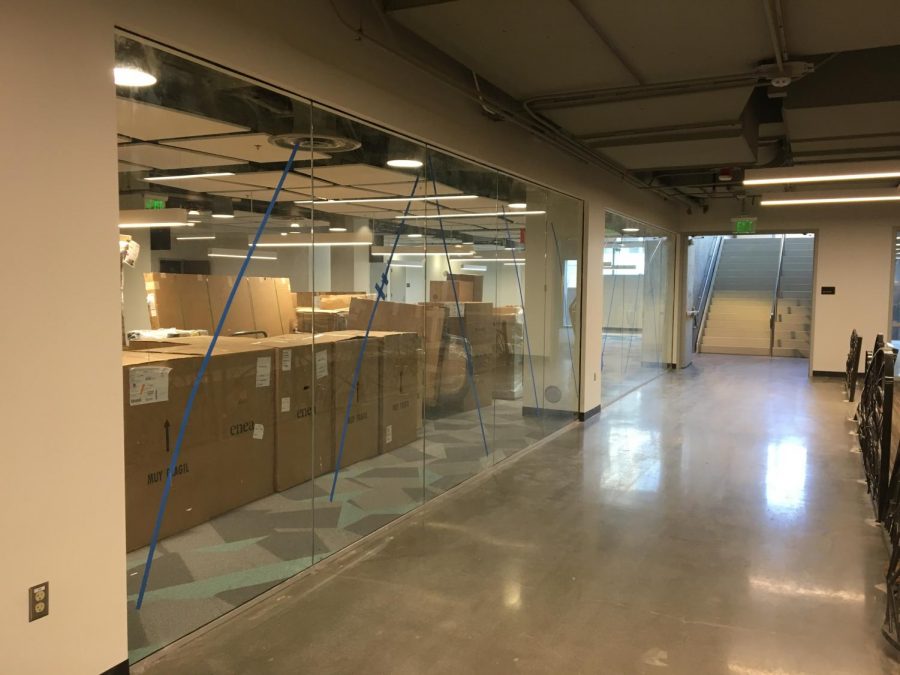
(114, 66, 157, 87)
(387, 159, 423, 169)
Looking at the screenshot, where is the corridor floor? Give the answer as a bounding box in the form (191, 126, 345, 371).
(135, 355, 900, 674)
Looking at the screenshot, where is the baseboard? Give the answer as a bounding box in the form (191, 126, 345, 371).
(578, 404, 601, 421)
(522, 406, 577, 418)
(812, 370, 845, 377)
(101, 659, 129, 675)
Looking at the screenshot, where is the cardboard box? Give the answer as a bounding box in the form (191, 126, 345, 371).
(124, 338, 277, 551)
(296, 308, 347, 333)
(494, 306, 524, 400)
(245, 277, 283, 338)
(319, 293, 367, 310)
(274, 278, 297, 334)
(430, 279, 473, 303)
(364, 331, 420, 453)
(207, 275, 256, 336)
(346, 298, 446, 409)
(123, 350, 213, 551)
(144, 273, 184, 329)
(452, 273, 484, 302)
(324, 331, 382, 469)
(256, 334, 335, 491)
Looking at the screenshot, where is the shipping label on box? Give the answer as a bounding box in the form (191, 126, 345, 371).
(129, 366, 172, 406)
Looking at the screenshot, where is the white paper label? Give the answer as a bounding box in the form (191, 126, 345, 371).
(252, 423, 264, 440)
(385, 424, 392, 444)
(315, 350, 328, 379)
(281, 349, 292, 372)
(256, 357, 272, 387)
(129, 367, 171, 406)
(281, 397, 291, 413)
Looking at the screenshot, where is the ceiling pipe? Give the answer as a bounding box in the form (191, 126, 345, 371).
(762, 0, 786, 72)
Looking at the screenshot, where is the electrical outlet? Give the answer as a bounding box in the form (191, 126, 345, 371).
(29, 582, 49, 621)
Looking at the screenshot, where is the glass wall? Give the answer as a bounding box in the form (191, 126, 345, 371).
(117, 34, 583, 662)
(601, 211, 674, 405)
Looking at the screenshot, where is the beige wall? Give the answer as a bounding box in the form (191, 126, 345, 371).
(0, 2, 128, 673)
(682, 202, 898, 373)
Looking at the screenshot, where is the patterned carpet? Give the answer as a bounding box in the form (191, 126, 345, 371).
(126, 399, 573, 662)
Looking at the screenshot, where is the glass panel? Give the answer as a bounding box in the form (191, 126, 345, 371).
(304, 104, 427, 561)
(601, 212, 674, 406)
(117, 36, 316, 661)
(117, 33, 585, 666)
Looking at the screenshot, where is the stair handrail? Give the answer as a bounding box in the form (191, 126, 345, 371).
(694, 236, 724, 352)
(769, 234, 787, 356)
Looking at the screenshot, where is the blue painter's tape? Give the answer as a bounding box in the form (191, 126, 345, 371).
(135, 143, 300, 610)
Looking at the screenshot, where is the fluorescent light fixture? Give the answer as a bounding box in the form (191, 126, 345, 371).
(187, 219, 201, 224)
(295, 195, 476, 205)
(508, 203, 527, 209)
(386, 159, 423, 169)
(400, 210, 546, 220)
(622, 227, 640, 233)
(212, 213, 235, 218)
(290, 222, 301, 228)
(375, 245, 475, 257)
(119, 207, 189, 229)
(328, 227, 348, 232)
(407, 233, 423, 238)
(461, 265, 487, 272)
(744, 160, 900, 186)
(188, 209, 200, 215)
(761, 190, 900, 206)
(176, 235, 216, 241)
(255, 231, 373, 248)
(280, 232, 288, 236)
(208, 247, 277, 261)
(504, 262, 526, 266)
(114, 66, 156, 87)
(390, 264, 422, 269)
(143, 172, 235, 182)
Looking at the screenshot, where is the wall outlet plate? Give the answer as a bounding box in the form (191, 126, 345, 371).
(29, 582, 49, 621)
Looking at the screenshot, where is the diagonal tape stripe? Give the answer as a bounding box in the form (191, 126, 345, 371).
(135, 143, 300, 610)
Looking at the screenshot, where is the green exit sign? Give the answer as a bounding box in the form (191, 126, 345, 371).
(144, 198, 166, 210)
(732, 217, 757, 234)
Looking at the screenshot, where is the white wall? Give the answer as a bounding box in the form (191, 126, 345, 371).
(683, 202, 898, 373)
(0, 3, 128, 673)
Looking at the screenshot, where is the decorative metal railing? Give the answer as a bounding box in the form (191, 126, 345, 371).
(856, 339, 894, 521)
(846, 329, 863, 402)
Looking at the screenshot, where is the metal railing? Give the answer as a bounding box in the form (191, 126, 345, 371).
(768, 234, 787, 356)
(693, 237, 724, 352)
(846, 329, 863, 402)
(857, 336, 894, 521)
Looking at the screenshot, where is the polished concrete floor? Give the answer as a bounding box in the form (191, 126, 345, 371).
(135, 355, 900, 674)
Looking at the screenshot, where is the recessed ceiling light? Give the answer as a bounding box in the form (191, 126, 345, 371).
(386, 159, 423, 169)
(508, 203, 527, 209)
(188, 209, 200, 215)
(328, 227, 348, 232)
(114, 66, 157, 87)
(290, 222, 300, 228)
(280, 232, 288, 236)
(399, 210, 546, 220)
(144, 172, 235, 182)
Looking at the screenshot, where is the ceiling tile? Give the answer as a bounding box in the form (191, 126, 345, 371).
(118, 143, 246, 170)
(216, 170, 329, 190)
(308, 186, 395, 200)
(162, 133, 331, 164)
(140, 177, 266, 193)
(118, 160, 152, 172)
(210, 188, 310, 203)
(369, 181, 463, 197)
(116, 98, 248, 141)
(296, 163, 421, 185)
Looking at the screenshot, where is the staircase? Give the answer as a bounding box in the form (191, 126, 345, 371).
(700, 237, 783, 356)
(772, 237, 814, 357)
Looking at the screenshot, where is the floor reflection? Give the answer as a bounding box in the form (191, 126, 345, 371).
(765, 438, 807, 514)
(599, 426, 661, 493)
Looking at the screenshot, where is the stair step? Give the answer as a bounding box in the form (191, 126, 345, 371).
(773, 347, 810, 358)
(702, 345, 772, 356)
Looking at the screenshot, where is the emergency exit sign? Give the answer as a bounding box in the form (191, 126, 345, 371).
(732, 217, 757, 234)
(144, 198, 165, 210)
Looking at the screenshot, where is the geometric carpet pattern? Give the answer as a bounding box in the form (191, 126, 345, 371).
(127, 399, 573, 662)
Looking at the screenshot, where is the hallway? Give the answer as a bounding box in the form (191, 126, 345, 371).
(135, 355, 898, 674)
